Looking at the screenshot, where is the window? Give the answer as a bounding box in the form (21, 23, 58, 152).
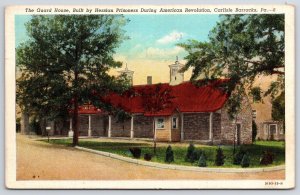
(252, 110, 257, 119)
(279, 127, 284, 134)
(156, 118, 165, 129)
(172, 117, 178, 129)
(269, 124, 277, 135)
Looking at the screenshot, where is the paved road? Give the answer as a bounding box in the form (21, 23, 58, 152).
(17, 135, 285, 180)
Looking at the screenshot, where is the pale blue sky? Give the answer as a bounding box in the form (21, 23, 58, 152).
(15, 14, 220, 84)
(15, 14, 219, 58)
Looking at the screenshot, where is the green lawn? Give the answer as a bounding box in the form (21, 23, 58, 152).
(43, 139, 285, 168)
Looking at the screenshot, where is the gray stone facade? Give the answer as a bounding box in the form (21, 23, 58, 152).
(72, 101, 252, 145)
(72, 115, 108, 136)
(220, 96, 253, 145)
(133, 115, 154, 138)
(183, 113, 210, 140)
(110, 116, 131, 137)
(39, 93, 253, 145)
(212, 113, 222, 141)
(91, 115, 107, 136)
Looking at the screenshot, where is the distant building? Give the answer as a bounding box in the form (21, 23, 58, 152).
(169, 56, 184, 86)
(252, 97, 284, 141)
(117, 63, 134, 85)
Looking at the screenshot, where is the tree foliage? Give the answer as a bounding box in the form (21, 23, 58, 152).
(272, 91, 285, 131)
(16, 15, 130, 145)
(178, 14, 285, 118)
(140, 84, 174, 113)
(252, 120, 258, 141)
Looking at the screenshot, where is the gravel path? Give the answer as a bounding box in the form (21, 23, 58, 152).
(17, 134, 285, 180)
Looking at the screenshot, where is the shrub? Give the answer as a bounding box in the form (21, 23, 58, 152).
(185, 143, 203, 163)
(260, 150, 275, 165)
(191, 150, 202, 163)
(233, 148, 247, 165)
(129, 147, 141, 159)
(198, 152, 207, 167)
(144, 153, 152, 161)
(215, 147, 226, 166)
(241, 153, 250, 168)
(165, 145, 174, 163)
(185, 143, 195, 162)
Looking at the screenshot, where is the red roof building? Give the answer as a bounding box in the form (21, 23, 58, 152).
(101, 80, 229, 116)
(68, 58, 252, 145)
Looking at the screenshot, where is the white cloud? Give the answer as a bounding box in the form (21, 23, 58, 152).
(145, 46, 184, 58)
(156, 31, 185, 44)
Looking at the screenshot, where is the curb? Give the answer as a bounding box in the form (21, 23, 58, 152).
(75, 146, 285, 173)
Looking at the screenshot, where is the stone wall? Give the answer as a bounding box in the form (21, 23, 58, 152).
(212, 113, 221, 141)
(79, 115, 89, 136)
(91, 115, 107, 136)
(220, 95, 253, 145)
(133, 115, 153, 138)
(110, 116, 131, 137)
(183, 113, 210, 140)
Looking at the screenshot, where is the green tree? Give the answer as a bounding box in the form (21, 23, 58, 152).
(178, 14, 284, 116)
(178, 15, 284, 151)
(16, 15, 130, 146)
(272, 91, 285, 132)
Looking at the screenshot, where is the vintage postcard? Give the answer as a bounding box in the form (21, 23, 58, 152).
(5, 4, 295, 189)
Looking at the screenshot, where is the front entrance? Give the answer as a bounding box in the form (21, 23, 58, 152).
(236, 123, 241, 145)
(268, 124, 277, 140)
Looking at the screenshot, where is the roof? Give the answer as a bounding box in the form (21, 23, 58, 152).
(77, 80, 229, 116)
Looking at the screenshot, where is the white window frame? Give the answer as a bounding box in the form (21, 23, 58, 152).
(172, 117, 178, 129)
(264, 124, 268, 135)
(156, 118, 165, 129)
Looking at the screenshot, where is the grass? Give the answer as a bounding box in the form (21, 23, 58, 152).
(42, 138, 285, 168)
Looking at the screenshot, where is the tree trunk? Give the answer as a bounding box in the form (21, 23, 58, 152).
(72, 71, 79, 146)
(72, 95, 79, 146)
(233, 116, 238, 155)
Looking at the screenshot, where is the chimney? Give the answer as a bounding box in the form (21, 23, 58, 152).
(147, 76, 152, 85)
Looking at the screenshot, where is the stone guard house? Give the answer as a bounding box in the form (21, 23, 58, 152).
(67, 58, 253, 145)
